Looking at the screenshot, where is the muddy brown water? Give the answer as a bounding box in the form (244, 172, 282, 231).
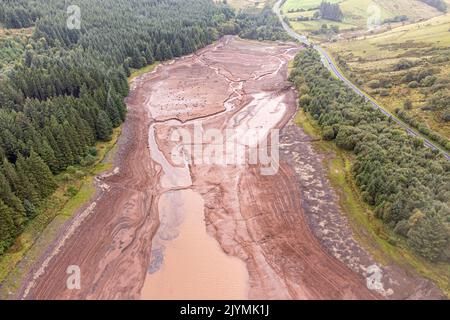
(140, 189, 249, 299)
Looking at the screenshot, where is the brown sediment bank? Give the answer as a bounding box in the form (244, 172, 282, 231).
(19, 36, 424, 300)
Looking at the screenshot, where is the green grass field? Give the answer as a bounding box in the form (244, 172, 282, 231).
(129, 62, 159, 82)
(226, 0, 273, 10)
(282, 0, 343, 11)
(289, 18, 355, 32)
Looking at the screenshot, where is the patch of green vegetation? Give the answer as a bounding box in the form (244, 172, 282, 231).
(283, 0, 343, 12)
(287, 59, 295, 75)
(128, 62, 159, 83)
(0, 127, 121, 298)
(289, 19, 355, 32)
(294, 108, 320, 136)
(294, 108, 450, 297)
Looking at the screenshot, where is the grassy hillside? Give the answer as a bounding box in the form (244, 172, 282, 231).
(341, 0, 442, 26)
(283, 0, 445, 38)
(327, 12, 450, 140)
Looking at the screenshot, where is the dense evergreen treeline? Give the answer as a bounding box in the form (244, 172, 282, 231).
(0, 0, 39, 29)
(0, 0, 287, 254)
(290, 49, 449, 262)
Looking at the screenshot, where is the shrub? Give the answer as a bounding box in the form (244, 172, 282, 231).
(417, 68, 433, 82)
(407, 213, 448, 261)
(408, 81, 419, 88)
(81, 154, 97, 167)
(394, 59, 414, 70)
(322, 126, 335, 140)
(61, 173, 72, 182)
(66, 166, 77, 174)
(402, 71, 415, 83)
(66, 185, 78, 197)
(403, 99, 413, 110)
(368, 79, 381, 89)
(420, 75, 436, 87)
(299, 94, 312, 106)
(394, 219, 410, 237)
(442, 110, 450, 122)
(74, 170, 85, 178)
(88, 147, 98, 157)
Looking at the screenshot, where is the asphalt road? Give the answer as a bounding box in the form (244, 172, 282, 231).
(273, 0, 450, 160)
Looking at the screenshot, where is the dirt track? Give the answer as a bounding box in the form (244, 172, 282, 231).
(18, 37, 389, 299)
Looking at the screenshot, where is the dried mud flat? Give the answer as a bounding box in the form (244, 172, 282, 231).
(16, 36, 441, 300)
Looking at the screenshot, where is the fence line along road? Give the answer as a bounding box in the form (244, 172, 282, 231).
(273, 0, 450, 161)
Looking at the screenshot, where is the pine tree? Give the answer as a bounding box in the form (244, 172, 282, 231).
(38, 139, 58, 173)
(24, 49, 33, 68)
(52, 123, 75, 169)
(407, 213, 448, 261)
(25, 150, 57, 199)
(131, 48, 143, 69)
(63, 122, 84, 158)
(0, 199, 16, 255)
(106, 88, 122, 127)
(2, 159, 20, 196)
(43, 127, 64, 172)
(0, 172, 26, 228)
(95, 110, 113, 141)
(15, 154, 40, 206)
(144, 46, 154, 64)
(173, 38, 183, 57)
